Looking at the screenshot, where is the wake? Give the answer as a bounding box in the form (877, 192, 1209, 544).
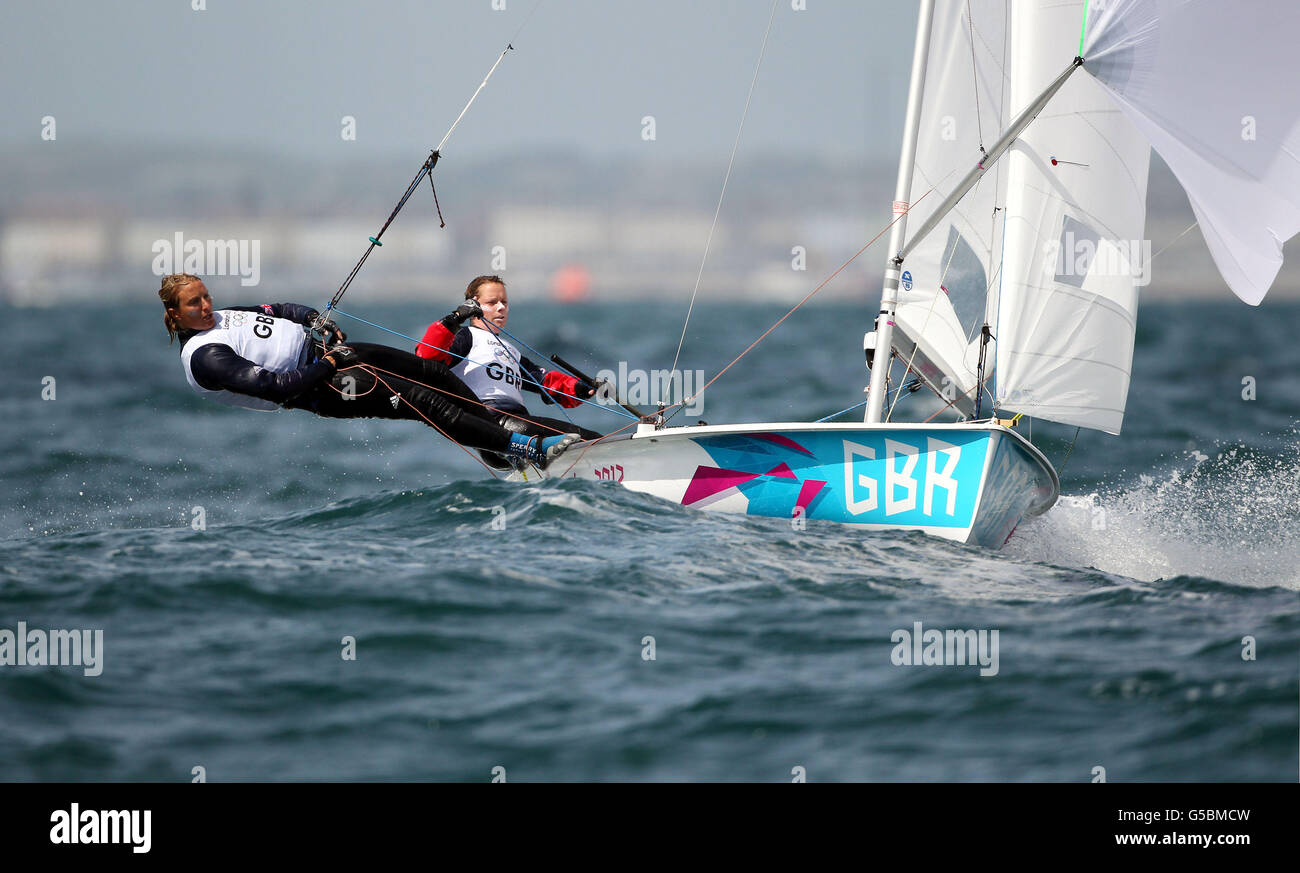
(1006, 443, 1300, 589)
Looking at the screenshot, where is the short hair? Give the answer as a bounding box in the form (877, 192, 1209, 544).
(465, 275, 506, 301)
(158, 273, 203, 344)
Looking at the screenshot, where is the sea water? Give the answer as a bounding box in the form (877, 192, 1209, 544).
(1, 298, 1295, 781)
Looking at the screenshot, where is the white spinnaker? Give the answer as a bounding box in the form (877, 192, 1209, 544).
(995, 0, 1151, 435)
(894, 0, 1009, 406)
(1083, 0, 1300, 306)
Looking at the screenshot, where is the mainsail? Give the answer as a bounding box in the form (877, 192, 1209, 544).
(994, 0, 1152, 434)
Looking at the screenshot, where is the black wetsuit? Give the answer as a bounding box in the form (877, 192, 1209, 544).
(180, 304, 517, 454)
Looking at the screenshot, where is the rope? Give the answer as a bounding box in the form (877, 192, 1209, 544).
(326, 12, 541, 315)
(1150, 220, 1198, 262)
(553, 417, 644, 480)
(663, 181, 940, 424)
(329, 307, 637, 420)
(320, 358, 501, 475)
(817, 399, 871, 423)
(313, 341, 581, 450)
(817, 378, 920, 423)
(361, 358, 568, 440)
(922, 379, 982, 423)
(325, 152, 439, 314)
(473, 319, 578, 428)
(966, 0, 985, 153)
(667, 0, 780, 401)
(364, 364, 503, 477)
(1057, 426, 1081, 476)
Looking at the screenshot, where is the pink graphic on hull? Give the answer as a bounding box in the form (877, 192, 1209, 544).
(681, 466, 761, 506)
(795, 479, 826, 510)
(683, 434, 827, 514)
(752, 433, 815, 456)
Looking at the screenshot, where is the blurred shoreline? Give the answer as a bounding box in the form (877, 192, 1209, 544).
(3, 143, 1296, 305)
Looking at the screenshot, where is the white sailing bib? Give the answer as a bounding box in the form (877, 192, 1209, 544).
(451, 325, 526, 408)
(180, 309, 309, 411)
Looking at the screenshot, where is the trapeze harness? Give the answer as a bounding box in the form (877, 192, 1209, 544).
(180, 306, 322, 410)
(416, 321, 603, 443)
(451, 325, 550, 415)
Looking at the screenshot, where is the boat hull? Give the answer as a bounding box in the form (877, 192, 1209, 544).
(521, 422, 1058, 549)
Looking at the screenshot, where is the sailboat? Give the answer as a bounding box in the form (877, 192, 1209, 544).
(522, 0, 1300, 549)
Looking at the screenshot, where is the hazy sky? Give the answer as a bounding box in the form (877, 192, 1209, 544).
(1, 0, 917, 162)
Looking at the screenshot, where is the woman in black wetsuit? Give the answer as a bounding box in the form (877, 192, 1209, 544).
(159, 273, 578, 468)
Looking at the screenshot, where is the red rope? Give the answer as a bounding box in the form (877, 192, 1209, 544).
(334, 362, 502, 477)
(553, 418, 642, 479)
(324, 359, 594, 478)
(358, 361, 571, 436)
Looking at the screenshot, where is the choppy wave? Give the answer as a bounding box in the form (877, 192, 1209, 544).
(1009, 441, 1300, 588)
(2, 301, 1297, 780)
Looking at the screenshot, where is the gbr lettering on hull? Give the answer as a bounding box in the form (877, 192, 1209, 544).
(843, 438, 961, 518)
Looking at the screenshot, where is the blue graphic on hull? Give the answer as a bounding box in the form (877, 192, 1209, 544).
(688, 430, 990, 529)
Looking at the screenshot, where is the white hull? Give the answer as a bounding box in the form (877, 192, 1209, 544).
(514, 421, 1058, 549)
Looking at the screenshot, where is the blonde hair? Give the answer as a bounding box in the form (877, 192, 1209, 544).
(158, 273, 202, 344)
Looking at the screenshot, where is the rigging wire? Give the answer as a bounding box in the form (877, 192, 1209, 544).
(551, 188, 940, 477)
(1150, 220, 1199, 262)
(435, 0, 545, 153)
(328, 307, 638, 421)
(966, 0, 986, 153)
(1057, 426, 1082, 476)
(662, 182, 941, 424)
(472, 319, 579, 428)
(324, 152, 441, 316)
(818, 378, 921, 423)
(667, 0, 781, 401)
(436, 46, 514, 154)
(323, 2, 546, 319)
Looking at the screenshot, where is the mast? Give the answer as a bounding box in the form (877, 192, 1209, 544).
(900, 58, 1082, 262)
(865, 0, 935, 423)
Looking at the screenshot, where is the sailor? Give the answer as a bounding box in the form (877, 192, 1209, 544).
(159, 273, 578, 468)
(415, 276, 603, 448)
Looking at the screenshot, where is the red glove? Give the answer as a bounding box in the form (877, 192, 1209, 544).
(543, 371, 587, 408)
